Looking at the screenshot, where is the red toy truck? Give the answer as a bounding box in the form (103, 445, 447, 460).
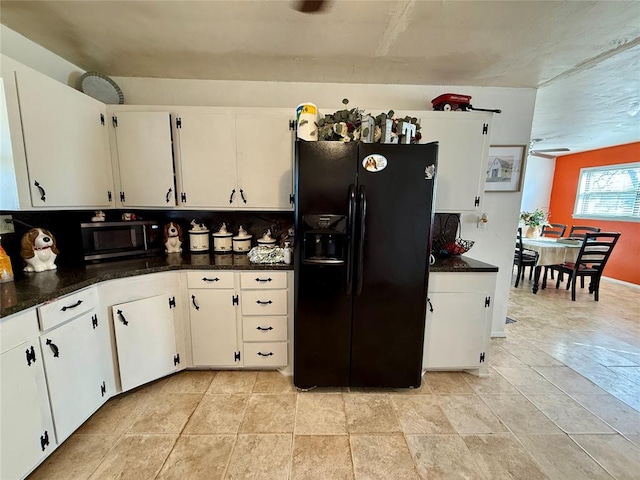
(431, 93, 501, 113)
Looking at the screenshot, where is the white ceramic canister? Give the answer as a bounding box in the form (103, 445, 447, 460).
(232, 226, 253, 253)
(189, 228, 210, 252)
(296, 102, 318, 141)
(212, 223, 233, 253)
(257, 229, 277, 247)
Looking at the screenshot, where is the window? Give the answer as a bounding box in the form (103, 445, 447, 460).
(574, 163, 640, 221)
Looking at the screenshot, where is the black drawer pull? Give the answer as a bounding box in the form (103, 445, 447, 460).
(61, 300, 83, 311)
(202, 277, 220, 282)
(427, 298, 433, 313)
(229, 189, 236, 204)
(257, 352, 274, 357)
(255, 277, 272, 283)
(166, 187, 173, 203)
(46, 339, 59, 357)
(191, 295, 200, 311)
(34, 181, 46, 202)
(256, 300, 273, 305)
(256, 326, 274, 331)
(40, 431, 49, 451)
(240, 189, 247, 204)
(116, 309, 128, 326)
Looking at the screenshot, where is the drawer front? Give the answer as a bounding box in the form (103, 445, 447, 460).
(243, 342, 287, 367)
(242, 316, 288, 342)
(1, 309, 40, 354)
(240, 272, 287, 289)
(38, 287, 97, 331)
(187, 271, 235, 289)
(241, 290, 287, 316)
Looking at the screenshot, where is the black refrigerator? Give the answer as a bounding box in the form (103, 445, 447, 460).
(294, 141, 438, 389)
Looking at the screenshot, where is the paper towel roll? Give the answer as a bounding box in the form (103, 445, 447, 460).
(296, 103, 318, 141)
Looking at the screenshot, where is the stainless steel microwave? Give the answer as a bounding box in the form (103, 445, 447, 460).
(80, 220, 162, 262)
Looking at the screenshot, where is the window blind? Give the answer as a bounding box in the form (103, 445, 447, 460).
(574, 163, 640, 221)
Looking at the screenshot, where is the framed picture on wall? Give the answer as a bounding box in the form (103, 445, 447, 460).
(485, 145, 527, 192)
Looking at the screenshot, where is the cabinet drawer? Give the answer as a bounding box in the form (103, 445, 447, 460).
(1, 309, 40, 354)
(242, 316, 287, 342)
(241, 290, 287, 316)
(240, 272, 287, 289)
(187, 271, 234, 289)
(243, 342, 287, 367)
(38, 288, 97, 331)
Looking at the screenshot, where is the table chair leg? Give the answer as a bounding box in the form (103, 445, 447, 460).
(571, 275, 577, 301)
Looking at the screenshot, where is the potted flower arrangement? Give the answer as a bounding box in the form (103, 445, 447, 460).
(519, 209, 549, 238)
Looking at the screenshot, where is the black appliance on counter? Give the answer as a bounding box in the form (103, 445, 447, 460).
(294, 141, 438, 388)
(80, 220, 162, 262)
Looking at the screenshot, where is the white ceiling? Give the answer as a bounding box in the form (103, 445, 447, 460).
(1, 0, 639, 153)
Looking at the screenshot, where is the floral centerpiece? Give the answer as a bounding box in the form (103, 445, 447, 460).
(519, 209, 549, 238)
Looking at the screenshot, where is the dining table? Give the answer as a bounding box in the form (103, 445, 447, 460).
(521, 237, 583, 293)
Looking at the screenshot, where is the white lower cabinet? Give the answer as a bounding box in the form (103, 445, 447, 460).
(112, 294, 179, 391)
(1, 309, 55, 480)
(189, 289, 240, 366)
(423, 271, 496, 374)
(39, 310, 111, 442)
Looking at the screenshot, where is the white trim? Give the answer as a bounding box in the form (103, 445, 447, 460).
(491, 331, 507, 338)
(601, 276, 640, 289)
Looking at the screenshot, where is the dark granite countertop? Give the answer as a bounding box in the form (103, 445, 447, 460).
(1, 253, 496, 318)
(430, 255, 499, 273)
(0, 253, 293, 318)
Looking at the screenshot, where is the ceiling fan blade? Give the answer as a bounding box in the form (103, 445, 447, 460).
(294, 0, 327, 13)
(530, 152, 558, 159)
(533, 148, 571, 153)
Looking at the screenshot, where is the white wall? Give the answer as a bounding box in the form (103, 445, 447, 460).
(0, 25, 84, 86)
(520, 155, 556, 213)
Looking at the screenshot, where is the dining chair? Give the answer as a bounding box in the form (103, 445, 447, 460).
(541, 223, 567, 237)
(541, 223, 567, 280)
(513, 227, 538, 288)
(569, 225, 601, 239)
(551, 232, 621, 301)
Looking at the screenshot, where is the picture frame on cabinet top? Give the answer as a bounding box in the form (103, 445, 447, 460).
(484, 145, 526, 192)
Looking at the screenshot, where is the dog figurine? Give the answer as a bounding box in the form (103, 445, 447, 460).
(163, 222, 183, 253)
(20, 228, 59, 272)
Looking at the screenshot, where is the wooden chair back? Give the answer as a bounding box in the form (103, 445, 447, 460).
(569, 225, 601, 240)
(572, 232, 620, 274)
(541, 223, 567, 238)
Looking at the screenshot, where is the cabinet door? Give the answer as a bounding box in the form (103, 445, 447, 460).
(1, 342, 55, 480)
(112, 295, 177, 391)
(113, 112, 175, 207)
(189, 289, 239, 366)
(15, 69, 112, 208)
(420, 113, 491, 212)
(178, 113, 238, 207)
(236, 113, 294, 210)
(423, 292, 487, 369)
(39, 311, 109, 442)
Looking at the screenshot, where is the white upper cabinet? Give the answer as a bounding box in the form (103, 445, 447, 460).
(420, 112, 492, 212)
(235, 112, 294, 210)
(177, 112, 238, 207)
(15, 68, 113, 208)
(112, 112, 176, 207)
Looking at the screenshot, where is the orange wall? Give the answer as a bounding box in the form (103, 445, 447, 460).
(548, 142, 640, 285)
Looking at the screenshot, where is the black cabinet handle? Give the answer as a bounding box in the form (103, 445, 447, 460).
(256, 300, 273, 305)
(26, 345, 36, 366)
(61, 299, 83, 312)
(40, 431, 49, 451)
(116, 309, 128, 326)
(257, 352, 274, 357)
(240, 189, 247, 204)
(191, 295, 200, 310)
(255, 277, 272, 283)
(427, 298, 433, 313)
(256, 326, 274, 331)
(229, 189, 236, 204)
(166, 187, 173, 203)
(45, 339, 59, 357)
(202, 277, 220, 282)
(34, 181, 46, 202)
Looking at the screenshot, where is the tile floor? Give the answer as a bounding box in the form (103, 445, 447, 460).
(28, 276, 640, 479)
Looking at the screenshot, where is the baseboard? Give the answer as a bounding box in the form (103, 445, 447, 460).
(491, 331, 507, 338)
(602, 276, 640, 290)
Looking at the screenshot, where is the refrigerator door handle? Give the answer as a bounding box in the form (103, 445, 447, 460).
(356, 185, 367, 295)
(346, 184, 356, 294)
